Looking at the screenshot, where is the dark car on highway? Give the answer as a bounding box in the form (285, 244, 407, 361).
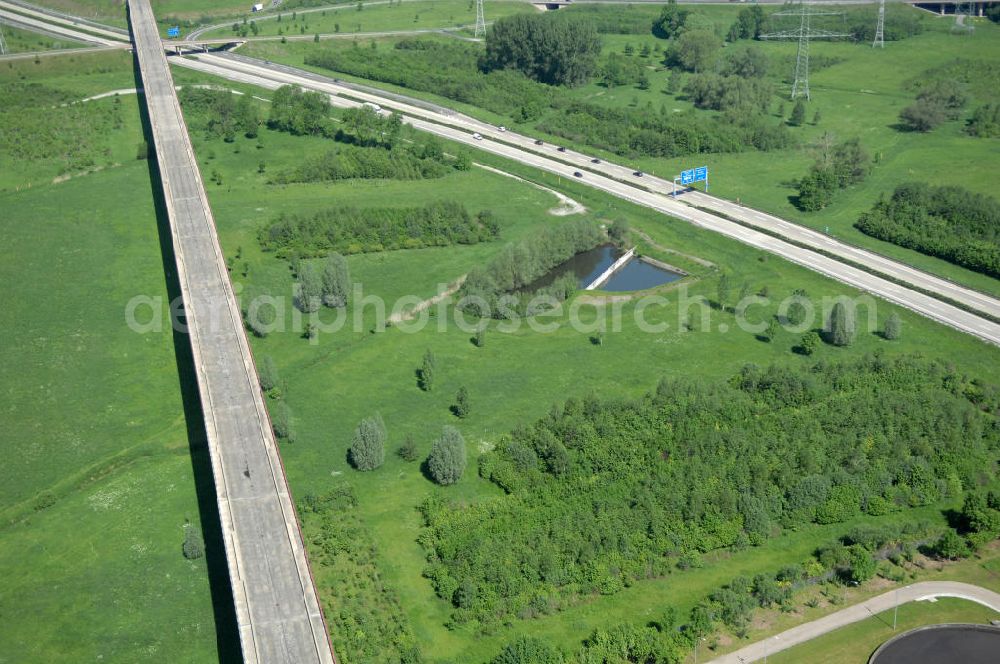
(573, 171, 583, 178)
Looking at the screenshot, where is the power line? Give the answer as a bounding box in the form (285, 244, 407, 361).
(760, 2, 851, 100)
(873, 0, 885, 48)
(474, 0, 485, 38)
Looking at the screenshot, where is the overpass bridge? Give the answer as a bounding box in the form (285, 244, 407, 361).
(126, 0, 337, 662)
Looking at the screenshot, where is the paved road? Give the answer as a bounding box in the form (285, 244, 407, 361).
(0, 43, 119, 60)
(0, 5, 126, 46)
(172, 52, 1000, 346)
(128, 1, 336, 663)
(0, 0, 129, 43)
(0, 0, 128, 35)
(707, 581, 1000, 664)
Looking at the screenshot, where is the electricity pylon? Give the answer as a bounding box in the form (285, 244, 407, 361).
(873, 0, 885, 48)
(474, 0, 485, 38)
(761, 2, 851, 100)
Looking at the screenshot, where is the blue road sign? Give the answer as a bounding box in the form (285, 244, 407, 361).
(167, 26, 180, 37)
(673, 166, 709, 196)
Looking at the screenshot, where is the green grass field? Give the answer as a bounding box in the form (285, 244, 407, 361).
(0, 52, 223, 662)
(200, 0, 536, 38)
(166, 62, 1000, 661)
(242, 5, 1000, 303)
(768, 597, 1000, 664)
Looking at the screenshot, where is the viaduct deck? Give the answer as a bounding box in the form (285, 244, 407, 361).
(127, 1, 336, 662)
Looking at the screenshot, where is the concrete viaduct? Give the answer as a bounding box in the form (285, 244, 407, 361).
(127, 0, 337, 662)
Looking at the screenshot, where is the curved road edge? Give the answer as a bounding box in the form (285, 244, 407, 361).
(707, 581, 1000, 664)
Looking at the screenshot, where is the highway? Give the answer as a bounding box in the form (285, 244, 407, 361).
(0, 6, 127, 46)
(127, 1, 336, 663)
(707, 581, 1000, 663)
(171, 52, 1000, 346)
(0, 0, 129, 44)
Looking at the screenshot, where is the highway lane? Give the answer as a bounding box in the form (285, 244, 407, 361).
(128, 1, 336, 662)
(173, 53, 1000, 346)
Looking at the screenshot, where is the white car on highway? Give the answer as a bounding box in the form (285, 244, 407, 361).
(472, 132, 483, 140)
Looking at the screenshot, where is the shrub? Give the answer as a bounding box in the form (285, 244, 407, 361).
(258, 355, 280, 392)
(452, 386, 471, 419)
(427, 426, 467, 485)
(271, 401, 295, 442)
(350, 414, 387, 471)
(182, 525, 205, 560)
(398, 434, 419, 462)
(932, 529, 970, 560)
(260, 201, 499, 258)
(855, 183, 1000, 278)
(883, 313, 902, 341)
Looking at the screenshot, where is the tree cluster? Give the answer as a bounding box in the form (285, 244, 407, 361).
(683, 74, 773, 114)
(179, 87, 259, 141)
(968, 102, 1000, 138)
(270, 141, 458, 184)
(267, 85, 333, 136)
(899, 79, 968, 132)
(259, 200, 500, 258)
(458, 219, 604, 318)
(726, 5, 767, 41)
(538, 101, 790, 160)
(481, 13, 602, 87)
(797, 137, 871, 211)
(419, 356, 998, 630)
(651, 0, 689, 40)
(855, 183, 1000, 278)
(307, 39, 556, 121)
(299, 486, 423, 663)
(488, 517, 938, 661)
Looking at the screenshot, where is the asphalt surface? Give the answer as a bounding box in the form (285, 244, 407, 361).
(871, 624, 1000, 664)
(0, 0, 129, 44)
(707, 581, 1000, 663)
(172, 52, 1000, 346)
(0, 5, 126, 46)
(128, 1, 335, 663)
